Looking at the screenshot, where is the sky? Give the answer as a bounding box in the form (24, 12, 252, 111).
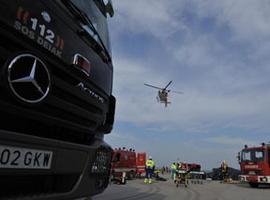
(104, 0, 270, 170)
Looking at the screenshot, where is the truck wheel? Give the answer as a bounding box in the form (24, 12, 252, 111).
(249, 182, 259, 188)
(129, 171, 135, 179)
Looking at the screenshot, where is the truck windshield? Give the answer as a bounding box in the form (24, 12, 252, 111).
(241, 149, 265, 162)
(69, 0, 111, 56)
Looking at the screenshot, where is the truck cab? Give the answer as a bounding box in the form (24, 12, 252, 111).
(0, 0, 115, 199)
(239, 143, 270, 187)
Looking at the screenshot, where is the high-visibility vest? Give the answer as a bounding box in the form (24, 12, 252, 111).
(171, 164, 176, 170)
(146, 159, 155, 168)
(221, 163, 228, 172)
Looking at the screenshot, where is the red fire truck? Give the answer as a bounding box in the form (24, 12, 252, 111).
(111, 148, 137, 184)
(136, 152, 146, 177)
(239, 143, 270, 187)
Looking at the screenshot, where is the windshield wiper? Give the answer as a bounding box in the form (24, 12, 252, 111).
(64, 0, 110, 62)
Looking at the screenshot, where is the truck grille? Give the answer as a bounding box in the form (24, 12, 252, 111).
(0, 28, 109, 145)
(90, 147, 112, 191)
(243, 170, 262, 175)
(0, 174, 79, 199)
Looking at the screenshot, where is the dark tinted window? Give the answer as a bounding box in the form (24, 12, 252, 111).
(70, 0, 111, 54)
(241, 149, 265, 162)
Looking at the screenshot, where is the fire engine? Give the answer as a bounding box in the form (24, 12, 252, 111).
(111, 148, 137, 184)
(0, 1, 115, 199)
(239, 143, 270, 187)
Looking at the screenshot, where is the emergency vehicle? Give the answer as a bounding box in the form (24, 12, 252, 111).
(239, 143, 270, 188)
(136, 152, 146, 177)
(0, 1, 115, 199)
(111, 148, 137, 184)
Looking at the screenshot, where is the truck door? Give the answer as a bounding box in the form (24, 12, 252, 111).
(268, 149, 270, 166)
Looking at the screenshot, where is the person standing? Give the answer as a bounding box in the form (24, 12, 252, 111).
(220, 160, 228, 183)
(161, 166, 165, 175)
(171, 162, 177, 181)
(144, 156, 155, 184)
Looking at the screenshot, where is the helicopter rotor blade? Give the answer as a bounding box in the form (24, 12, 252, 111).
(144, 83, 163, 90)
(164, 80, 172, 90)
(170, 90, 184, 94)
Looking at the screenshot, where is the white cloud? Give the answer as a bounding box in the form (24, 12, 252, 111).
(205, 136, 256, 146)
(112, 0, 270, 44)
(111, 0, 186, 39)
(106, 1, 270, 168)
(113, 56, 270, 133)
(195, 0, 270, 42)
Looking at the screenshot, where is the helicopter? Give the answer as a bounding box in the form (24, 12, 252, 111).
(144, 81, 183, 107)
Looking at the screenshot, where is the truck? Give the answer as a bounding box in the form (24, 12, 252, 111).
(0, 0, 115, 199)
(239, 143, 270, 188)
(111, 148, 137, 184)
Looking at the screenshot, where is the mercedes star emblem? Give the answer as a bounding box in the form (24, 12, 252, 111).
(7, 54, 51, 103)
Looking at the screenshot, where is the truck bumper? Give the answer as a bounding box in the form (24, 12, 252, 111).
(0, 130, 111, 200)
(240, 175, 270, 184)
(257, 176, 270, 184)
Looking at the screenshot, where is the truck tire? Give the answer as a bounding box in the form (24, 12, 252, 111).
(249, 182, 259, 188)
(129, 171, 136, 179)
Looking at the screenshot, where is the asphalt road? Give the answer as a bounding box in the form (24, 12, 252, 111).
(93, 177, 270, 200)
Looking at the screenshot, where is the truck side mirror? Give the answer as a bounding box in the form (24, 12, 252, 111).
(106, 0, 114, 17)
(237, 152, 241, 163)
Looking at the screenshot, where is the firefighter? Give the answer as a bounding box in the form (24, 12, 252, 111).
(220, 160, 228, 183)
(144, 156, 155, 184)
(171, 162, 177, 181)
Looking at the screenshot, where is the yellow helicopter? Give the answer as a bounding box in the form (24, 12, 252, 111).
(144, 81, 183, 107)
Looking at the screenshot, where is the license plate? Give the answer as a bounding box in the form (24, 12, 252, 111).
(0, 145, 53, 169)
